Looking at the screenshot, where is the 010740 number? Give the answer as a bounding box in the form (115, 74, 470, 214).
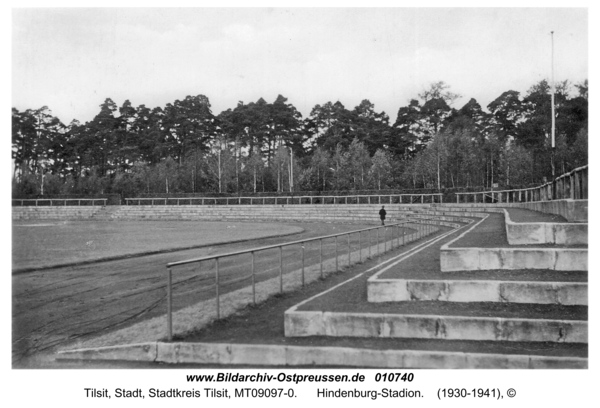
(374, 373, 414, 382)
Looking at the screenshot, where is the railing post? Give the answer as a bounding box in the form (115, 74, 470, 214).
(167, 267, 173, 341)
(385, 226, 389, 252)
(215, 258, 220, 319)
(347, 233, 351, 268)
(279, 246, 283, 293)
(335, 236, 338, 271)
(251, 251, 256, 305)
(368, 228, 372, 258)
(359, 230, 362, 262)
(320, 239, 323, 278)
(301, 244, 305, 287)
(376, 227, 379, 257)
(574, 172, 580, 199)
(582, 168, 588, 199)
(402, 224, 405, 246)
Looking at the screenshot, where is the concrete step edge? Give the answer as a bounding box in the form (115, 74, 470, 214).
(56, 342, 588, 369)
(284, 310, 587, 343)
(366, 279, 588, 305)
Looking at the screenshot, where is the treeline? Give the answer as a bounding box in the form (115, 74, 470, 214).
(12, 80, 588, 198)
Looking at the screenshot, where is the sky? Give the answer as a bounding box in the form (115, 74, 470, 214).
(11, 7, 589, 125)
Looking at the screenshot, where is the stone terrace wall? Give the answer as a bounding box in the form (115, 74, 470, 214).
(12, 206, 103, 220)
(110, 204, 429, 223)
(13, 200, 586, 223)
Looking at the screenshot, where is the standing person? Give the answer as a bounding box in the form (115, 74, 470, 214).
(379, 205, 387, 225)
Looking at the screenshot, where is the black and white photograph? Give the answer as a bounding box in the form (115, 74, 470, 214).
(6, 2, 595, 406)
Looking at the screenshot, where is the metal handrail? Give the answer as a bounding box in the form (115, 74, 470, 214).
(168, 222, 406, 268)
(12, 198, 108, 206)
(127, 193, 444, 206)
(165, 219, 435, 340)
(455, 165, 588, 204)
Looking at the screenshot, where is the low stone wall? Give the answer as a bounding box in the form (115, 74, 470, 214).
(12, 206, 102, 220)
(439, 214, 588, 272)
(504, 210, 588, 245)
(510, 200, 588, 223)
(440, 246, 587, 272)
(107, 204, 432, 223)
(284, 310, 587, 343)
(367, 278, 587, 305)
(56, 341, 588, 369)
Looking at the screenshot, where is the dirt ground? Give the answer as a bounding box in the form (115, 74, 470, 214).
(12, 220, 303, 271)
(12, 220, 390, 367)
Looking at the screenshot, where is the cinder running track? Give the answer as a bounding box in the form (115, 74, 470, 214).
(12, 221, 388, 367)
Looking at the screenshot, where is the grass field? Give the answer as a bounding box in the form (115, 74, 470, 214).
(12, 220, 303, 271)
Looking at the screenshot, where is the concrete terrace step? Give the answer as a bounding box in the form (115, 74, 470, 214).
(440, 213, 587, 272)
(12, 206, 103, 220)
(279, 213, 588, 367)
(284, 307, 587, 344)
(367, 219, 588, 305)
(109, 204, 440, 223)
(403, 214, 476, 223)
(288, 262, 586, 343)
(504, 209, 587, 245)
(440, 247, 588, 271)
(111, 205, 477, 224)
(284, 258, 588, 346)
(368, 278, 587, 305)
(57, 340, 588, 369)
(89, 205, 123, 221)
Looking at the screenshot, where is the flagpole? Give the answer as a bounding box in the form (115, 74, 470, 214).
(550, 31, 556, 196)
